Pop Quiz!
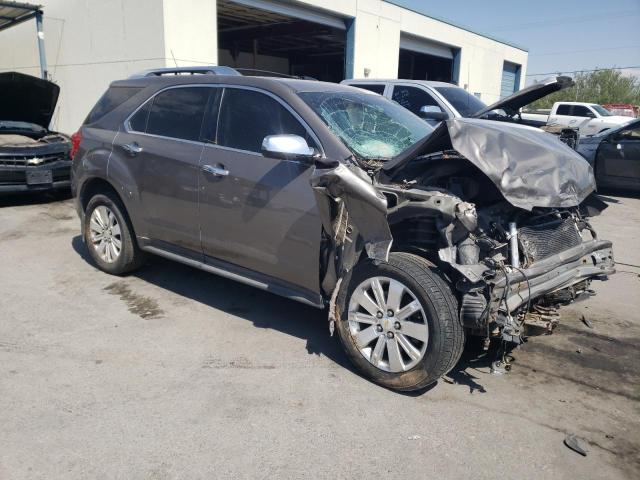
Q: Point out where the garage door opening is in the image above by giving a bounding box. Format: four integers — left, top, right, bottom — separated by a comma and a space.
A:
398, 34, 456, 83
398, 49, 453, 82
217, 0, 347, 82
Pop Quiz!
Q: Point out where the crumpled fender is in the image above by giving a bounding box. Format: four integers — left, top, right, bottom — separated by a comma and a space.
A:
310, 161, 392, 295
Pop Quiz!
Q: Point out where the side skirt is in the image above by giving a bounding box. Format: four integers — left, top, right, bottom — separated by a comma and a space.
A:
141, 244, 325, 310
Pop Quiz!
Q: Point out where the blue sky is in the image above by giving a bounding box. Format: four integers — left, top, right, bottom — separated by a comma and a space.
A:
391, 0, 640, 84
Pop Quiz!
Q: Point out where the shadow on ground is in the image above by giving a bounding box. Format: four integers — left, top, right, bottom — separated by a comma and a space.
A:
71, 235, 500, 395
0, 190, 72, 208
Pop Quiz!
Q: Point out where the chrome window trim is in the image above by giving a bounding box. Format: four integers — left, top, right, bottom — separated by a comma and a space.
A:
123, 83, 325, 158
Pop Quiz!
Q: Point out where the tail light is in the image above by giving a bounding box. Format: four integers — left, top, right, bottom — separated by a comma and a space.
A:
70, 130, 82, 160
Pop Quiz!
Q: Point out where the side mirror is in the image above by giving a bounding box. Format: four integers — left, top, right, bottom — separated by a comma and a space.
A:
261, 134, 317, 160
418, 105, 448, 121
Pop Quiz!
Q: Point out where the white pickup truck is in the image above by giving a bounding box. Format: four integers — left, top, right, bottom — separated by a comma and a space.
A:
521, 102, 632, 136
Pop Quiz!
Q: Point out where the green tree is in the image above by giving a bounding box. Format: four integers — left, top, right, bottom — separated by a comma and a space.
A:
528, 69, 640, 110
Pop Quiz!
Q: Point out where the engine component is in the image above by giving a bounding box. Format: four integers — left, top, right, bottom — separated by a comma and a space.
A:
457, 236, 480, 265
455, 201, 478, 231
460, 290, 487, 328
518, 217, 582, 262
508, 222, 519, 268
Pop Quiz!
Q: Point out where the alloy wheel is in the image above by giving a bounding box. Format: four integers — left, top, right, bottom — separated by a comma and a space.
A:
348, 276, 429, 373
89, 205, 122, 263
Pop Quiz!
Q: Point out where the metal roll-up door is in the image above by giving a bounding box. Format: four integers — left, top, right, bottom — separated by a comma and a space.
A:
501, 62, 520, 98
400, 34, 454, 59
228, 0, 347, 29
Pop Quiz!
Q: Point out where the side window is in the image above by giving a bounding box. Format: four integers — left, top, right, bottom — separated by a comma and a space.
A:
353, 84, 386, 95
618, 125, 640, 140
391, 86, 440, 116
129, 100, 151, 133
144, 87, 210, 141
571, 106, 594, 118
217, 88, 310, 153
555, 104, 571, 115
85, 86, 142, 124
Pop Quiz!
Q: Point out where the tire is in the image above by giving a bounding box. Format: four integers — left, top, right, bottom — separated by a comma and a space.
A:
83, 192, 144, 275
335, 252, 464, 391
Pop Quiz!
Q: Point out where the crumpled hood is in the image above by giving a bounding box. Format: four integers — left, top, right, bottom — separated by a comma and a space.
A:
384, 118, 595, 211
0, 71, 60, 128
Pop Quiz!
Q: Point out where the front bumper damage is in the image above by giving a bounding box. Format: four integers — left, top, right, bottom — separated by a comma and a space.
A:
310, 118, 615, 345
497, 240, 614, 313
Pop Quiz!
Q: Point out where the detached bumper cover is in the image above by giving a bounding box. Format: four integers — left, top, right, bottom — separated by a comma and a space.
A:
497, 239, 615, 311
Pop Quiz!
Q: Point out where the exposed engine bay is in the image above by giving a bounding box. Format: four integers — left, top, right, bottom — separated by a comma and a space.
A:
312, 117, 615, 348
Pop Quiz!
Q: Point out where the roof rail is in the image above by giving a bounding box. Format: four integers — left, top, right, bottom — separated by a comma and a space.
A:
129, 66, 241, 79
235, 68, 316, 80
235, 68, 296, 79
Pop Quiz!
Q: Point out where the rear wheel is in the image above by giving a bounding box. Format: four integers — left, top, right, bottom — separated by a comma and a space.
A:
336, 252, 464, 391
83, 193, 144, 275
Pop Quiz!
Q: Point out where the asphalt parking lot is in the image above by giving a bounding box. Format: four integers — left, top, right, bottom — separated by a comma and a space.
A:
1, 191, 639, 480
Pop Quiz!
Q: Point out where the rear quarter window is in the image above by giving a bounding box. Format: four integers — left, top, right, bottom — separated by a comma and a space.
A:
85, 86, 142, 124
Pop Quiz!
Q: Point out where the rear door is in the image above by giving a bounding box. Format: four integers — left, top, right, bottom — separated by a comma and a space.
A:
118, 86, 210, 253
596, 123, 640, 189
198, 86, 322, 297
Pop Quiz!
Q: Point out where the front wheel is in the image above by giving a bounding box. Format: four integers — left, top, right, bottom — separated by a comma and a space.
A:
336, 252, 465, 391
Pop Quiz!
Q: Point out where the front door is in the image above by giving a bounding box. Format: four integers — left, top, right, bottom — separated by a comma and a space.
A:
596, 123, 640, 189
390, 84, 448, 127
198, 87, 322, 296
118, 86, 210, 252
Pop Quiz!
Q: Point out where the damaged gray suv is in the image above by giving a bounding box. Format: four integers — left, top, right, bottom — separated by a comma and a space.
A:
72, 66, 615, 391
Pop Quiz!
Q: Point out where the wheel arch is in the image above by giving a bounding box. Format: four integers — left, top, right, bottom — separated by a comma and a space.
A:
78, 176, 142, 244
79, 177, 124, 212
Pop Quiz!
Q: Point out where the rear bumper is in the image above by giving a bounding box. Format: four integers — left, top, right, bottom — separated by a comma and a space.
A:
0, 160, 72, 193
497, 239, 614, 311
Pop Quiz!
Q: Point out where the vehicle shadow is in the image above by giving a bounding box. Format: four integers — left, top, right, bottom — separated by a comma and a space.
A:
71, 235, 492, 395
598, 188, 640, 200
0, 189, 72, 208
70, 235, 351, 369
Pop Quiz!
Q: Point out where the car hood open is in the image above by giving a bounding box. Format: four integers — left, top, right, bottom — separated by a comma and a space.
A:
472, 76, 574, 118
383, 118, 595, 211
0, 72, 60, 129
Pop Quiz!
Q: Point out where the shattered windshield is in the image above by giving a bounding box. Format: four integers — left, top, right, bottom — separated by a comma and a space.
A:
299, 91, 432, 161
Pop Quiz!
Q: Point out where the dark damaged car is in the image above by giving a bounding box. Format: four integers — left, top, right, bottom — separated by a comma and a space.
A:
71, 68, 615, 391
0, 72, 72, 193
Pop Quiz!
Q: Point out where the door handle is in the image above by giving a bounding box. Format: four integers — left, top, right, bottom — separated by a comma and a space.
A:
202, 164, 229, 177
122, 142, 143, 156
616, 143, 623, 150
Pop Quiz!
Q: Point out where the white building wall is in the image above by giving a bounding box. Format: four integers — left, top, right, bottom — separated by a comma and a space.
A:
0, 0, 527, 133
0, 0, 217, 134
162, 0, 217, 66
351, 1, 528, 103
